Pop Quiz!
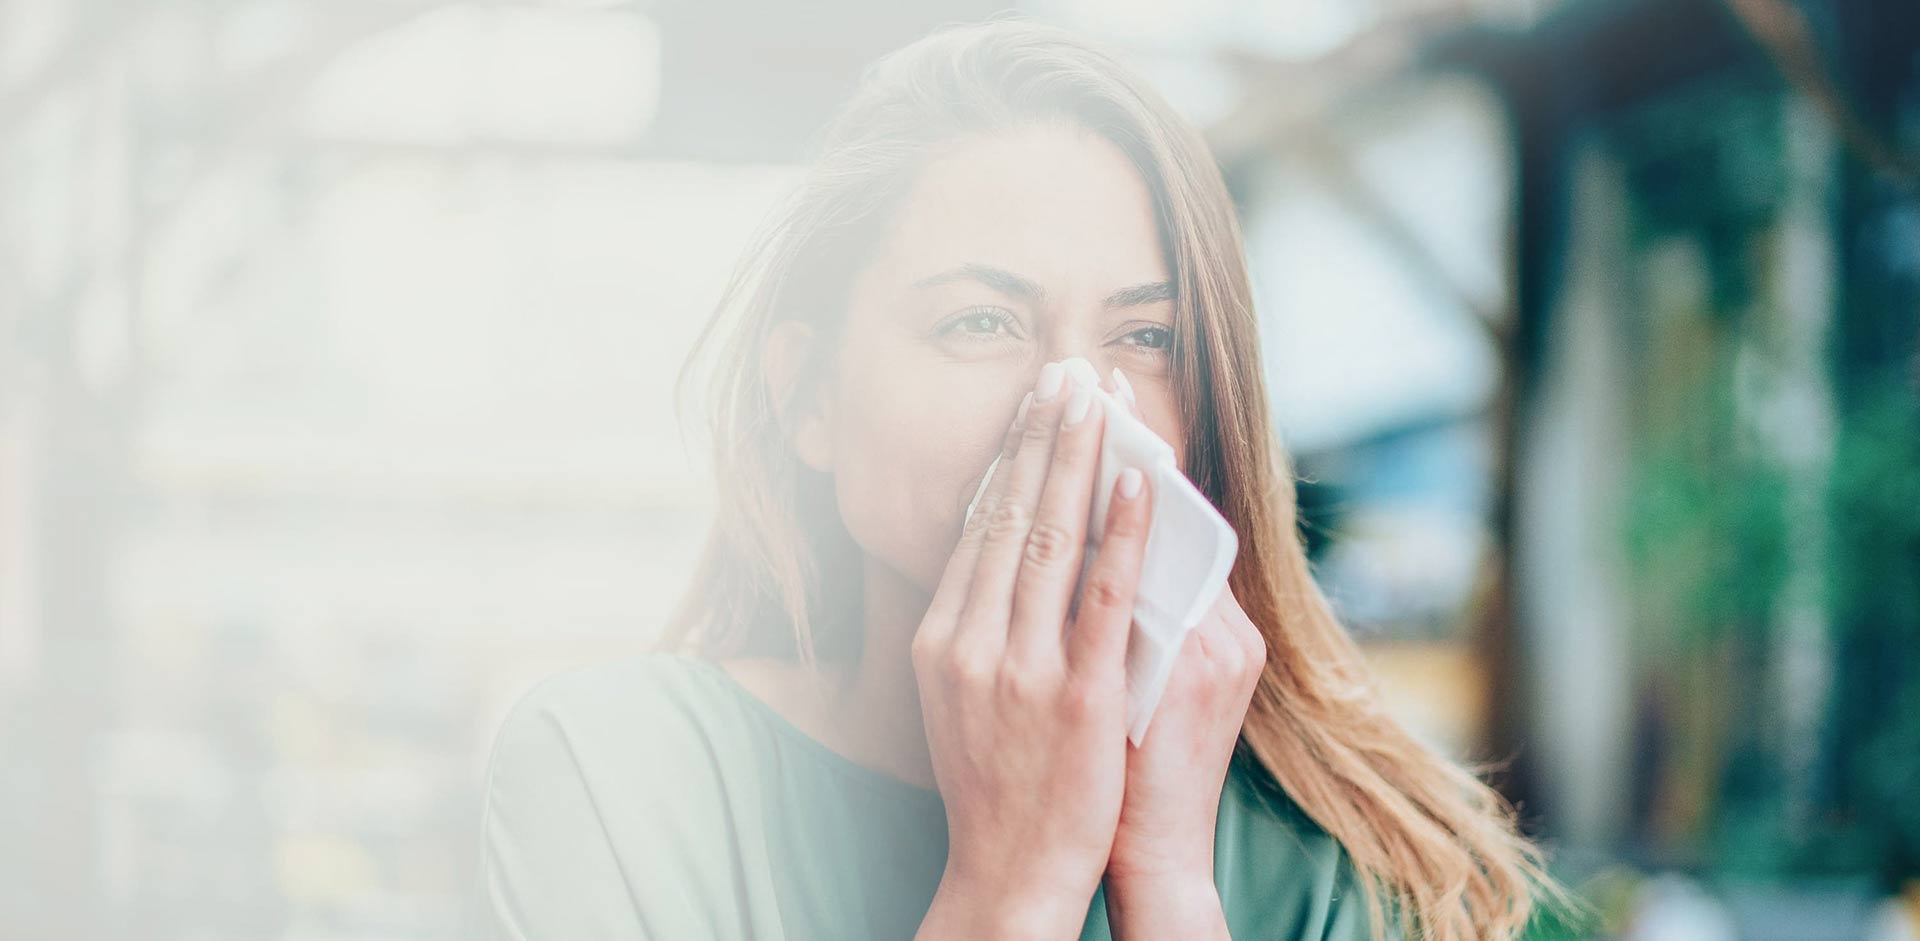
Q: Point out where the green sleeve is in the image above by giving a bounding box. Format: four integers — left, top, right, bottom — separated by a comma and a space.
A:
1209, 754, 1398, 941
477, 676, 651, 938
1318, 857, 1388, 941
474, 663, 755, 939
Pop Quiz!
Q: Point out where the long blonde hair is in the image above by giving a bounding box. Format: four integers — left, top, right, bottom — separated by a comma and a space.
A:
661, 17, 1554, 940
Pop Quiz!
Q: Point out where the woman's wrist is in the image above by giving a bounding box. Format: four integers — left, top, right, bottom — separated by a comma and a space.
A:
1102, 871, 1229, 941
1105, 835, 1217, 893
916, 869, 1094, 940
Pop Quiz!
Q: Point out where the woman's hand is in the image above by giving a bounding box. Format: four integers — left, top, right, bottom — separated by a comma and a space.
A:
1102, 586, 1266, 941
912, 362, 1155, 940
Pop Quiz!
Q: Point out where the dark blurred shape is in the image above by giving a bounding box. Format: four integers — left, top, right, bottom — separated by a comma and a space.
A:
1435, 0, 1920, 911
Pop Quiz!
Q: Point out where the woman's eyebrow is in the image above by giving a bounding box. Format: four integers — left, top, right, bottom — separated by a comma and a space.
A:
911, 263, 1045, 302
910, 263, 1175, 308
1102, 280, 1175, 308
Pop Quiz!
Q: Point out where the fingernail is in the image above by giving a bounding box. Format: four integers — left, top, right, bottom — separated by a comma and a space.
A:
1118, 466, 1144, 499
1013, 391, 1033, 428
1034, 361, 1065, 403
1062, 381, 1093, 426
1111, 367, 1137, 405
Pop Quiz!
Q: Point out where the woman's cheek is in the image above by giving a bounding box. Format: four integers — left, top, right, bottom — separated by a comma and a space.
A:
830, 374, 1020, 590
820, 388, 952, 588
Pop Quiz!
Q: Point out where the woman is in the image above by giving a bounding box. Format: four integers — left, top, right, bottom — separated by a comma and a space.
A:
478, 17, 1553, 941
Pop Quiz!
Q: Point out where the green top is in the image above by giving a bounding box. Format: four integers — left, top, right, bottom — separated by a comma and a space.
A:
476, 651, 1375, 940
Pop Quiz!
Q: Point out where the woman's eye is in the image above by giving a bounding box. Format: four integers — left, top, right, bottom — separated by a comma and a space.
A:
1122, 324, 1172, 350
936, 307, 1017, 339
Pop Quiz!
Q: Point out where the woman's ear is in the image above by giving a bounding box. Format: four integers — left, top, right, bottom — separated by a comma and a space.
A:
764, 320, 834, 472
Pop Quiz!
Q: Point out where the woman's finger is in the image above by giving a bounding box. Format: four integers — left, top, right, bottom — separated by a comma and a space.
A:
1006, 378, 1104, 662
1066, 466, 1152, 681
1193, 612, 1244, 679
954, 361, 1071, 647
1108, 366, 1138, 417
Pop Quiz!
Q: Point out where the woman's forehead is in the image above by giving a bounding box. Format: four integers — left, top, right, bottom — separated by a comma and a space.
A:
870, 125, 1170, 298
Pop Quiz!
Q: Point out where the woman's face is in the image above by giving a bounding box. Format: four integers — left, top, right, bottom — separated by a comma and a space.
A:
804, 122, 1188, 594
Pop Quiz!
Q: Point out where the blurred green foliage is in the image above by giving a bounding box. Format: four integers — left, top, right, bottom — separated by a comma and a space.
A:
1623, 349, 1792, 655
1825, 382, 1920, 882
1621, 349, 1920, 885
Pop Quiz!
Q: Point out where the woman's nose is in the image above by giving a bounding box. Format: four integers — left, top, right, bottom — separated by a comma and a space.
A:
1029, 352, 1126, 399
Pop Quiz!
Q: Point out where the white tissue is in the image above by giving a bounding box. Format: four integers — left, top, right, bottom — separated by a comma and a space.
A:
965, 358, 1239, 745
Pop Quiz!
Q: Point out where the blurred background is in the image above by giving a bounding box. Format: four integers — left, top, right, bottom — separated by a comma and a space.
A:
1, 0, 1916, 938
